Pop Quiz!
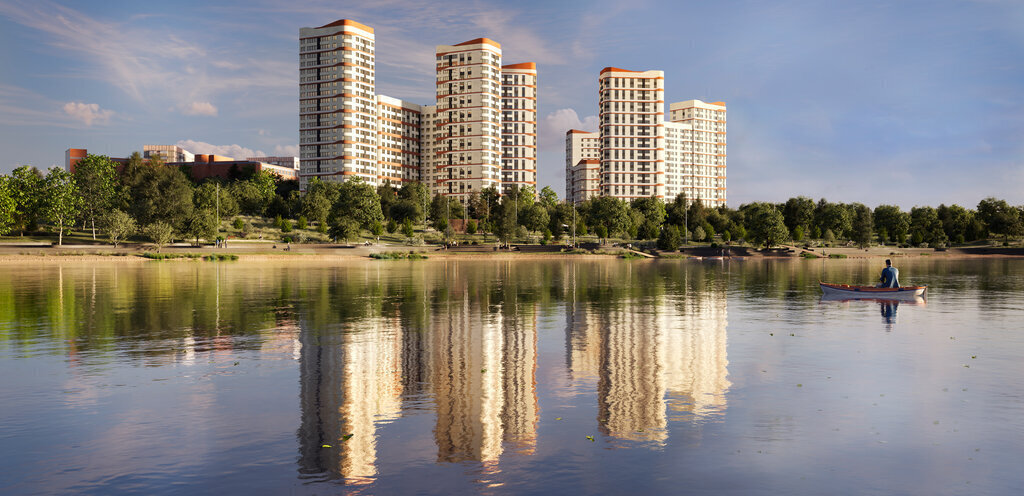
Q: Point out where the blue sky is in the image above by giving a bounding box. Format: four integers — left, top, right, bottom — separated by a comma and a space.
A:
1, 0, 1021, 208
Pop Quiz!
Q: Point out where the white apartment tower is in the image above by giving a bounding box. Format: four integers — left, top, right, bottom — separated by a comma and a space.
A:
667, 100, 727, 205
598, 68, 666, 200
298, 20, 377, 190
501, 63, 538, 193
565, 67, 726, 206
434, 38, 504, 203
565, 130, 599, 203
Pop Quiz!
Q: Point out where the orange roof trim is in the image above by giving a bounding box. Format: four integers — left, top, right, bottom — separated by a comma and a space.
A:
502, 62, 536, 70
316, 19, 374, 34
600, 67, 642, 75
566, 129, 595, 134
455, 37, 501, 49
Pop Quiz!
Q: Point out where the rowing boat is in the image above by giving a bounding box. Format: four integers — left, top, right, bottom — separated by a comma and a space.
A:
819, 282, 927, 299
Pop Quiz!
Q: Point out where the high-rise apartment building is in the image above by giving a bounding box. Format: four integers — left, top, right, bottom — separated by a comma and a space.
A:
501, 63, 538, 193
299, 20, 377, 191
434, 38, 504, 202
565, 130, 599, 204
565, 67, 726, 206
598, 68, 666, 200
299, 20, 536, 202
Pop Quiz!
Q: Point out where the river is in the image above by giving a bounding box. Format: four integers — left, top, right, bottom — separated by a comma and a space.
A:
1, 258, 1022, 494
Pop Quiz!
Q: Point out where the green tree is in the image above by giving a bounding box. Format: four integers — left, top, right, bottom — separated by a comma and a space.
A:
823, 229, 836, 245
230, 171, 276, 216
522, 203, 549, 235
194, 182, 238, 220
538, 186, 559, 210
655, 223, 679, 252
910, 206, 947, 247
631, 196, 666, 240
401, 218, 415, 239
143, 221, 174, 251
873, 205, 910, 244
43, 168, 82, 245
585, 196, 630, 239
297, 215, 308, 230
743, 202, 789, 249
124, 157, 194, 228
301, 177, 340, 227
72, 154, 118, 240
936, 204, 975, 244
9, 166, 45, 234
370, 219, 384, 241
333, 179, 385, 231
182, 208, 218, 246
103, 209, 137, 247
397, 181, 430, 223
330, 217, 360, 243
466, 219, 478, 235
782, 196, 815, 234
814, 200, 851, 240
850, 203, 874, 248
976, 197, 1022, 241
377, 182, 398, 220
0, 176, 15, 235
232, 217, 244, 230
792, 225, 805, 242
665, 193, 689, 227
693, 225, 706, 243
281, 218, 292, 233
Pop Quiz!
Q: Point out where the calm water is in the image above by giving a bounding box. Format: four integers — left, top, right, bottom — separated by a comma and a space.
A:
1, 258, 1023, 495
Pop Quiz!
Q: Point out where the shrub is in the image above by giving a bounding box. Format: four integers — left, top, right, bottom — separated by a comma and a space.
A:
297, 216, 308, 230
232, 217, 244, 230
281, 219, 292, 233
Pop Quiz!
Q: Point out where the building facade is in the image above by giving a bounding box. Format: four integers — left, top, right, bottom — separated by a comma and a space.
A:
501, 63, 538, 194
298, 20, 537, 202
564, 130, 599, 204
564, 68, 726, 206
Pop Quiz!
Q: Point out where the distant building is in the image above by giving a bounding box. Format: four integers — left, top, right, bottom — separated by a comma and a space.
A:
65, 147, 298, 181
298, 19, 537, 201
563, 67, 726, 206
143, 145, 195, 163
246, 156, 300, 170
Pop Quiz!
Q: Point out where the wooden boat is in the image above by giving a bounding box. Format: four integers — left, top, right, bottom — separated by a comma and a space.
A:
819, 282, 927, 299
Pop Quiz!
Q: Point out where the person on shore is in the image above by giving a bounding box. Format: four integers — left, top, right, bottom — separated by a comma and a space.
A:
878, 259, 900, 288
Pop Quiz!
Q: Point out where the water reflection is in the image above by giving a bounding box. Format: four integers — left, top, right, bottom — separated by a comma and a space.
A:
819, 294, 926, 331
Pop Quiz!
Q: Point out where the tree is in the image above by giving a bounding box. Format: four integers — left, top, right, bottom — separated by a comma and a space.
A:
377, 182, 398, 220
782, 196, 815, 234
0, 176, 15, 235
124, 158, 194, 228
823, 229, 836, 245
397, 181, 430, 223
401, 218, 415, 239
976, 197, 1022, 241
330, 217, 360, 244
232, 217, 244, 230
182, 208, 218, 246
666, 193, 689, 227
538, 186, 559, 211
72, 154, 118, 240
910, 206, 947, 247
743, 202, 789, 249
522, 203, 549, 235
281, 218, 293, 233
466, 219, 478, 235
937, 204, 975, 244
302, 177, 340, 226
873, 205, 910, 244
143, 222, 174, 251
231, 171, 276, 216
104, 209, 137, 247
370, 219, 384, 241
9, 166, 44, 234
657, 225, 682, 251
792, 225, 805, 242
585, 196, 630, 239
332, 178, 384, 231
631, 196, 666, 240
693, 225, 706, 243
814, 200, 851, 240
194, 181, 238, 220
850, 203, 874, 248
43, 168, 82, 245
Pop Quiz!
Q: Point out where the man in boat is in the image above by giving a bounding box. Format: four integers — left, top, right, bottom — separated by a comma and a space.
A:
878, 259, 900, 288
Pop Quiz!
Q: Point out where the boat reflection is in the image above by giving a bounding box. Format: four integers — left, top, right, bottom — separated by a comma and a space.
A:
819, 294, 926, 331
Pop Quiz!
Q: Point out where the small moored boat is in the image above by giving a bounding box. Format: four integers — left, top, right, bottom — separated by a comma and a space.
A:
819, 282, 927, 299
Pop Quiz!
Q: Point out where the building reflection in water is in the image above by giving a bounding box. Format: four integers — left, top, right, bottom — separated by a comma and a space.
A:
566, 267, 730, 444
297, 318, 403, 485
430, 265, 538, 468
297, 262, 538, 484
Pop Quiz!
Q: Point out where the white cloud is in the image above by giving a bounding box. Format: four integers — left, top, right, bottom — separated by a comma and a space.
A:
62, 101, 114, 126
176, 140, 264, 160
273, 144, 299, 157
540, 108, 598, 149
179, 101, 218, 116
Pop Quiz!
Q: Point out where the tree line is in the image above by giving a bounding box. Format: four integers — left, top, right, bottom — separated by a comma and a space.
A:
1, 153, 1021, 250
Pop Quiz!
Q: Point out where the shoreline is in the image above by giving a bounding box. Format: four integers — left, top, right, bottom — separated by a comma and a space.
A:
1, 244, 1022, 264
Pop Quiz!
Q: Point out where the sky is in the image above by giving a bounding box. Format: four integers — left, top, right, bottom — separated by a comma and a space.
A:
1, 0, 1022, 208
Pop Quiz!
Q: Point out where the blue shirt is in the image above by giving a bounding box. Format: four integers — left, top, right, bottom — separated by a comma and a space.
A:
880, 266, 900, 288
